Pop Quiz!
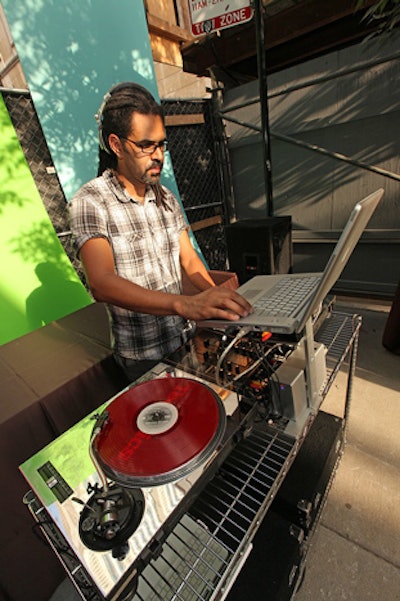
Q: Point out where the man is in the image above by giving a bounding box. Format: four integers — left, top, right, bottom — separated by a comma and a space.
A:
69, 82, 252, 381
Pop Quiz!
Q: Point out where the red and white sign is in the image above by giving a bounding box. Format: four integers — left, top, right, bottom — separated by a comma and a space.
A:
188, 0, 253, 37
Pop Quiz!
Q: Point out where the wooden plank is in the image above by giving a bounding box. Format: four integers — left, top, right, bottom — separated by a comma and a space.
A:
149, 34, 183, 67
165, 113, 205, 126
145, 0, 176, 24
146, 13, 192, 43
190, 215, 222, 232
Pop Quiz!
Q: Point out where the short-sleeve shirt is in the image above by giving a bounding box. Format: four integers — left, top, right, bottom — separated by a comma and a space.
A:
69, 169, 188, 360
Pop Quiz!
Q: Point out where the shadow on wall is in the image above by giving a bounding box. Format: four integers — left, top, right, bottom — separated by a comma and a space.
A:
26, 261, 92, 328
225, 32, 400, 226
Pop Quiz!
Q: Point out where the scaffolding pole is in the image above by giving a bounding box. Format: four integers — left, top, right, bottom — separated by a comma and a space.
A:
255, 0, 274, 216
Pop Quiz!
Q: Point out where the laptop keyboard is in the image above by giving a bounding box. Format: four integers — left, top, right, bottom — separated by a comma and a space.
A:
252, 275, 320, 317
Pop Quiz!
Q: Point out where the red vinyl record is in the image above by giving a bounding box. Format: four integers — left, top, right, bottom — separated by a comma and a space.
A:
93, 377, 226, 487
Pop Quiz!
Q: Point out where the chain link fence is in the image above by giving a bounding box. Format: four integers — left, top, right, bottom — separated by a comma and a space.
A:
163, 98, 230, 270
2, 91, 230, 279
2, 89, 85, 281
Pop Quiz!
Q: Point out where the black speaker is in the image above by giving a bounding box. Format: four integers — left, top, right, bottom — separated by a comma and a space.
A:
227, 509, 304, 601
271, 410, 344, 534
225, 216, 292, 284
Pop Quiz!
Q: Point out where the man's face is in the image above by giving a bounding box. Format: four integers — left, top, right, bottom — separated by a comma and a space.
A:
118, 112, 166, 187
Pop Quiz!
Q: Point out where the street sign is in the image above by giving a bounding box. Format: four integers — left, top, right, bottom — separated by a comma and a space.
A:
188, 0, 253, 37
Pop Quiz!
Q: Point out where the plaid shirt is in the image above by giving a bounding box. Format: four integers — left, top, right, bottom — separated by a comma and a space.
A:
69, 169, 188, 360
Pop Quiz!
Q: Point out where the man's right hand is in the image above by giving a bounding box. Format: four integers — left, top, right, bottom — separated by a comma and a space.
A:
175, 286, 253, 322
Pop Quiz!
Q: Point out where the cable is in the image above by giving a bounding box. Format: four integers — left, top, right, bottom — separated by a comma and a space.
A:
214, 326, 252, 386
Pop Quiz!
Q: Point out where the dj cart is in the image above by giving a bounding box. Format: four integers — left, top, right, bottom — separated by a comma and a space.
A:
21, 311, 361, 601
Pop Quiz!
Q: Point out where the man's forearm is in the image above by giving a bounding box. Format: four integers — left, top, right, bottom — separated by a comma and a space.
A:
90, 272, 183, 316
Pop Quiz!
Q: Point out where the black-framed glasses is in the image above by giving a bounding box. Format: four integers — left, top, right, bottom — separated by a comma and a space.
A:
120, 136, 168, 155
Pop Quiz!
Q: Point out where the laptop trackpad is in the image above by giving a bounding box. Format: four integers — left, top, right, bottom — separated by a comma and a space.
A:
244, 288, 263, 301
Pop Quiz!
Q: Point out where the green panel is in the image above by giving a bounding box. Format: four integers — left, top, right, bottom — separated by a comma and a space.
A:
0, 96, 92, 345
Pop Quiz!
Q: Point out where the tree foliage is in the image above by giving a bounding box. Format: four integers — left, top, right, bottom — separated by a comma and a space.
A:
356, 0, 400, 35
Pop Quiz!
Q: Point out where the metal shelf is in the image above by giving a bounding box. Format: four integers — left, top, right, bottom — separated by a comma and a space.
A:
315, 311, 361, 398
134, 426, 296, 601
132, 312, 361, 601
25, 311, 361, 601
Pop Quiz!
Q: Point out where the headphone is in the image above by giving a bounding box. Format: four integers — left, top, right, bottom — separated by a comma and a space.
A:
94, 82, 152, 154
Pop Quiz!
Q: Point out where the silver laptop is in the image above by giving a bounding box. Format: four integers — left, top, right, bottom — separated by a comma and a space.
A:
201, 189, 383, 334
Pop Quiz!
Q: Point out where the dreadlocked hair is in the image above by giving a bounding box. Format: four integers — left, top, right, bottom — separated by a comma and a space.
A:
97, 83, 171, 210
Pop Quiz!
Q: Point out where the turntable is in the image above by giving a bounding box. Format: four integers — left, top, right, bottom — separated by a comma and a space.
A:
20, 365, 247, 600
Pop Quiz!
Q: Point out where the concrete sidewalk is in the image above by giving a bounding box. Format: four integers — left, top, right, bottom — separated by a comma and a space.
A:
295, 298, 400, 601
